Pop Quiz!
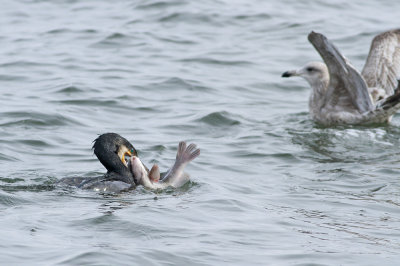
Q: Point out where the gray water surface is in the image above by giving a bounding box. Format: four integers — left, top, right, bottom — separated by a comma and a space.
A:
1, 0, 400, 265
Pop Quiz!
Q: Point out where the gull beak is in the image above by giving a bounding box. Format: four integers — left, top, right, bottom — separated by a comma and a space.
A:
281, 70, 298, 78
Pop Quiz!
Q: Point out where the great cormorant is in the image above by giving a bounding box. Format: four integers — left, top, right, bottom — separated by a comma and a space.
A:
59, 133, 140, 192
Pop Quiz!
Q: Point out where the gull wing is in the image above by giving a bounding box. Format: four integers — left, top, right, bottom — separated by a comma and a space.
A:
308, 31, 374, 113
361, 29, 400, 96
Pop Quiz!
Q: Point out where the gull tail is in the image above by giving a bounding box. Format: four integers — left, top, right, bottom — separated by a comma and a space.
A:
381, 80, 400, 111
365, 80, 400, 123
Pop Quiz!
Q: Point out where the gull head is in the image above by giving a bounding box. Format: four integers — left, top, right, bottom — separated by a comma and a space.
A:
282, 61, 329, 90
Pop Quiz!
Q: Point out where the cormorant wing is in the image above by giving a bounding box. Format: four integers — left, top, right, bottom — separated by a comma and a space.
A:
361, 29, 400, 97
308, 31, 374, 114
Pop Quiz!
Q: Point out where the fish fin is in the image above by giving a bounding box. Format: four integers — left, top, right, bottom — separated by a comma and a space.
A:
149, 164, 160, 182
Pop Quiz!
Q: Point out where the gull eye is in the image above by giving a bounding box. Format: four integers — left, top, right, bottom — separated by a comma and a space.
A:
306, 67, 315, 72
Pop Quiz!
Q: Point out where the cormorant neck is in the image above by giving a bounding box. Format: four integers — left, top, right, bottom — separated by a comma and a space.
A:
93, 133, 135, 184
97, 149, 134, 184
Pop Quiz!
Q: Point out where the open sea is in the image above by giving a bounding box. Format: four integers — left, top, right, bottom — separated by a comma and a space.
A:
1, 0, 400, 265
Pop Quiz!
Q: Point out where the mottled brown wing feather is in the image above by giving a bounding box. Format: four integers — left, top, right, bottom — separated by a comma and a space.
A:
308, 31, 374, 113
362, 29, 400, 97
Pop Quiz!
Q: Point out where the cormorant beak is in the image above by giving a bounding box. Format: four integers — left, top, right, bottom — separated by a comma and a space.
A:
124, 150, 132, 163
124, 150, 133, 166
117, 146, 134, 167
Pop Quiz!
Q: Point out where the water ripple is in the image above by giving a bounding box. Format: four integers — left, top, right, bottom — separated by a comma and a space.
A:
197, 111, 241, 127
0, 191, 31, 207
180, 57, 253, 66
135, 1, 185, 10
0, 111, 82, 127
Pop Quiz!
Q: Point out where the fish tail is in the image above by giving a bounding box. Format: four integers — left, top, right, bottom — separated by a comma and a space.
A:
176, 141, 200, 164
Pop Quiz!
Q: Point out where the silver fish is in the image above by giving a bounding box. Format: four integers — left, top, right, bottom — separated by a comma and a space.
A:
130, 141, 200, 189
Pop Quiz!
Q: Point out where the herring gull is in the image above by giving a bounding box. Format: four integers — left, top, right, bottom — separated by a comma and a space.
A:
282, 29, 400, 125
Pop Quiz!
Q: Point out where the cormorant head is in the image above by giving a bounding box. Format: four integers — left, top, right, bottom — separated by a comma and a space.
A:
92, 133, 137, 184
